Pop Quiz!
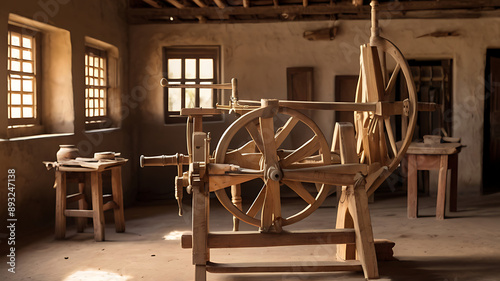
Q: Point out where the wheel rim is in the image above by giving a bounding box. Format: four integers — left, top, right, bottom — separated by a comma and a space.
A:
214, 107, 331, 228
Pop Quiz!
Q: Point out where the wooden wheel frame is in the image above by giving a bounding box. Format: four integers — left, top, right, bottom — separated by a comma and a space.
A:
214, 104, 332, 230
354, 37, 418, 194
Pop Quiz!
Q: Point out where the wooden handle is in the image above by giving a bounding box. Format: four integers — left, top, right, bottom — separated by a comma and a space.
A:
140, 154, 189, 167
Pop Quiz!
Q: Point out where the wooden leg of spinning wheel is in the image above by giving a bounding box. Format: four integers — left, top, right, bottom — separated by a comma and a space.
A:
195, 265, 206, 281
336, 187, 356, 261
192, 180, 208, 281
348, 179, 379, 279
231, 184, 242, 231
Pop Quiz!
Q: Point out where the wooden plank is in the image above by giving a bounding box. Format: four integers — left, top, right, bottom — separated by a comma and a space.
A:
208, 174, 261, 191
91, 171, 105, 241
213, 0, 226, 8
64, 209, 93, 218
206, 260, 362, 273
181, 229, 356, 249
238, 100, 377, 112
55, 171, 66, 239
164, 0, 185, 9
406, 142, 462, 155
181, 108, 223, 116
143, 0, 162, 8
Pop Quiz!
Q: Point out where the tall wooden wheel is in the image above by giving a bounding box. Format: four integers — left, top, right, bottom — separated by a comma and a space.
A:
213, 103, 332, 231
355, 37, 418, 194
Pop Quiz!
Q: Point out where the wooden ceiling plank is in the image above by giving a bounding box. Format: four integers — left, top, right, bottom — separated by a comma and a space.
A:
303, 0, 308, 8
243, 0, 250, 8
213, 0, 227, 9
143, 0, 162, 8
162, 0, 186, 9
193, 0, 208, 8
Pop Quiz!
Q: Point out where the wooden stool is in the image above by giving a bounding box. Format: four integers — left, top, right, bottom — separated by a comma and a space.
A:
405, 142, 462, 220
47, 159, 127, 241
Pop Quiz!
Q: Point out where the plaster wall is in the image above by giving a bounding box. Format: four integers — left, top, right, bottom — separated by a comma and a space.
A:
131, 17, 500, 198
0, 0, 132, 234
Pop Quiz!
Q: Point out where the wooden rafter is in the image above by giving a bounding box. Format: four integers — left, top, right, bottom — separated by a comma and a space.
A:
129, 0, 500, 24
213, 0, 227, 9
143, 0, 162, 8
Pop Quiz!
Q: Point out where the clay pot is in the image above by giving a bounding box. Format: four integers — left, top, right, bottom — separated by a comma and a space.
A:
56, 145, 79, 162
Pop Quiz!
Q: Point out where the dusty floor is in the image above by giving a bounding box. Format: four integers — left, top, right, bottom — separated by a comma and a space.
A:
3, 192, 500, 281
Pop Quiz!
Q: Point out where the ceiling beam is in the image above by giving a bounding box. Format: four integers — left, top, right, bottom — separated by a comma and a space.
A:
143, 0, 162, 8
162, 0, 185, 9
243, 0, 250, 8
213, 0, 227, 8
192, 0, 208, 8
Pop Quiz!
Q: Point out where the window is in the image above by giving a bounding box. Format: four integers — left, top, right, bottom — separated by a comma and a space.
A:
85, 46, 108, 127
163, 46, 220, 123
7, 25, 40, 127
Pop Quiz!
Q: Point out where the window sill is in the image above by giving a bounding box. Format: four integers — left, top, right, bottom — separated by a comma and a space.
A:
0, 132, 74, 142
85, 127, 120, 134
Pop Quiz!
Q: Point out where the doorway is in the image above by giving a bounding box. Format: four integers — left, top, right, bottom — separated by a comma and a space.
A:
483, 50, 500, 194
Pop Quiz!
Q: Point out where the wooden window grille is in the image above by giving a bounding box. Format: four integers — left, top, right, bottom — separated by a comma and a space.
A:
163, 46, 220, 123
7, 25, 40, 127
85, 46, 107, 124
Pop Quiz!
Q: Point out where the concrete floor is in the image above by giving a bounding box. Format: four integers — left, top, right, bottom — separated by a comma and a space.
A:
3, 192, 500, 281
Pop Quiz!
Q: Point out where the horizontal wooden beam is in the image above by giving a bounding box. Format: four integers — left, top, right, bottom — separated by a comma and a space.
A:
128, 2, 500, 23
66, 193, 85, 204
181, 229, 356, 249
206, 260, 363, 273
65, 209, 93, 218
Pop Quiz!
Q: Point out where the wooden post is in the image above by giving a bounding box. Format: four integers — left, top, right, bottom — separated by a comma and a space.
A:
231, 184, 242, 231
76, 175, 88, 233
407, 154, 418, 219
348, 178, 379, 279
336, 187, 356, 260
192, 178, 208, 281
111, 166, 126, 232
91, 171, 105, 241
436, 155, 449, 220
55, 171, 66, 239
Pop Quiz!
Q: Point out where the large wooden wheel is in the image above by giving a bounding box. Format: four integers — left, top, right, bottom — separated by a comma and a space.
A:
355, 37, 418, 194
213, 104, 332, 230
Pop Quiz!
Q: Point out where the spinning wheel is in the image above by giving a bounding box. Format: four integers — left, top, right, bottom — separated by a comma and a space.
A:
352, 37, 418, 195
213, 104, 332, 230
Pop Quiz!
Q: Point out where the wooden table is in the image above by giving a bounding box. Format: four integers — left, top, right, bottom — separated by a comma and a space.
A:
405, 142, 462, 220
44, 158, 128, 241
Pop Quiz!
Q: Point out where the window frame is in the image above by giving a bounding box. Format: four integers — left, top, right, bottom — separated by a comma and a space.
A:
163, 46, 221, 124
85, 45, 109, 129
7, 24, 42, 128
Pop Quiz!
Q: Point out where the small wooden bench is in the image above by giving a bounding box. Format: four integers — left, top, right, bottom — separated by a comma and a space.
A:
405, 142, 463, 220
45, 158, 127, 241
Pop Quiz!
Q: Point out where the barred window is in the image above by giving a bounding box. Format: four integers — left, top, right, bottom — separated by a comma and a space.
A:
85, 46, 107, 125
163, 46, 220, 123
7, 25, 40, 127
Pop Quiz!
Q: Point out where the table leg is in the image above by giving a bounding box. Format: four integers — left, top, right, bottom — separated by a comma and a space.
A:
55, 171, 66, 239
436, 155, 449, 220
91, 171, 105, 241
76, 180, 88, 233
449, 154, 458, 212
407, 155, 418, 219
111, 167, 126, 233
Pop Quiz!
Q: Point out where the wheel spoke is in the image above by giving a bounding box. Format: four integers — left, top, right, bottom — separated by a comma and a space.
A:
384, 117, 398, 157
245, 120, 265, 154
246, 184, 266, 218
385, 63, 401, 97
282, 180, 316, 205
280, 135, 320, 168
275, 116, 299, 147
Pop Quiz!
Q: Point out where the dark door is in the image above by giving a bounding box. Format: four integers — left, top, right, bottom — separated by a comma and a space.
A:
484, 50, 500, 194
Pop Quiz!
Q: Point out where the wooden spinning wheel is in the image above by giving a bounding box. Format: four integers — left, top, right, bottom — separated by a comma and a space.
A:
213, 104, 333, 231
353, 37, 418, 195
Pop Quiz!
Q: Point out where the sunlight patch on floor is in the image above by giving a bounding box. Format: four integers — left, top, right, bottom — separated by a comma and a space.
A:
163, 230, 185, 240
64, 270, 131, 281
